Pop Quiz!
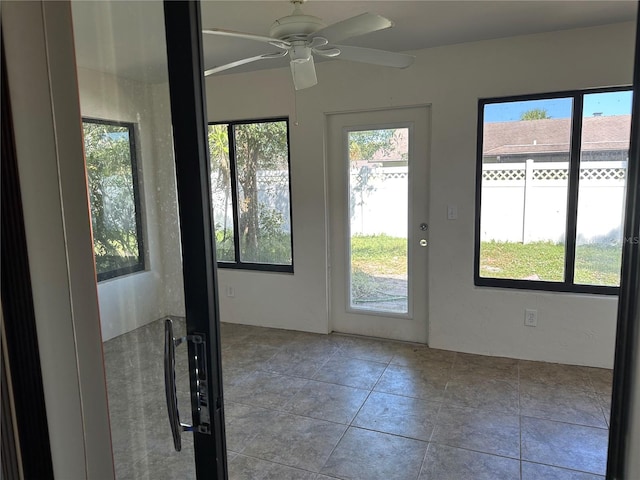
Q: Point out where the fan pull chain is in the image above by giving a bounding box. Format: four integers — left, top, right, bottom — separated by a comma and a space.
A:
293, 89, 300, 126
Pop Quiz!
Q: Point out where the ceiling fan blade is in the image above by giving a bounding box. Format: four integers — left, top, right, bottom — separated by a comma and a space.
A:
290, 56, 317, 90
307, 36, 329, 49
332, 45, 414, 68
203, 28, 290, 49
311, 13, 392, 44
204, 51, 287, 76
314, 48, 341, 58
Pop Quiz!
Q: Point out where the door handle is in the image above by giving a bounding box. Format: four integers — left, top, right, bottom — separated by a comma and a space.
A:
164, 318, 191, 452
164, 318, 211, 452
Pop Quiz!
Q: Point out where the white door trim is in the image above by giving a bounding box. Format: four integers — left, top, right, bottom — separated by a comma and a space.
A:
326, 105, 431, 344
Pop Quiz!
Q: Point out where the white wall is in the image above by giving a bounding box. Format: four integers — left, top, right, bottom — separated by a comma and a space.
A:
77, 68, 185, 340
205, 22, 635, 367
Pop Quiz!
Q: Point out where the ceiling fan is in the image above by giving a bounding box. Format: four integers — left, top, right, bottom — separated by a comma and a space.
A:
202, 0, 414, 90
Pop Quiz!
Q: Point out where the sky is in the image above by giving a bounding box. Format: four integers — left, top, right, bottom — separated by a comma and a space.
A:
484, 90, 633, 123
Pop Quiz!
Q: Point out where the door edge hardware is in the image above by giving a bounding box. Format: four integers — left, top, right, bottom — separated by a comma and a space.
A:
164, 318, 212, 452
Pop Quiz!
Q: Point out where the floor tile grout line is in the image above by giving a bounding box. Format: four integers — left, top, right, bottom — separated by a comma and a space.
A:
516, 409, 609, 430
228, 411, 348, 475
415, 442, 431, 480
315, 420, 352, 477
230, 365, 375, 394
368, 359, 393, 393
348, 384, 375, 429
428, 439, 523, 462
520, 458, 607, 478
428, 396, 446, 444
346, 415, 435, 443
230, 451, 321, 476
226, 398, 363, 429
519, 413, 610, 431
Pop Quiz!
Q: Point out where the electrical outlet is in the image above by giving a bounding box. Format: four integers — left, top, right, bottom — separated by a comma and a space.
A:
447, 205, 458, 220
524, 309, 538, 327
226, 286, 235, 298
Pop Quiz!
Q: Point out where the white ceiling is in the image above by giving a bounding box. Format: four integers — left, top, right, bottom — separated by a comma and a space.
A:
71, 0, 637, 84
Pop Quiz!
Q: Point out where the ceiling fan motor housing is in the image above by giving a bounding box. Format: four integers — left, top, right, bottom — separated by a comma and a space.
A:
270, 10, 326, 40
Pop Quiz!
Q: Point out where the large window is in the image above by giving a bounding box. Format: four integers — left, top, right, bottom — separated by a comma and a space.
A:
208, 118, 294, 272
475, 88, 632, 294
82, 118, 145, 281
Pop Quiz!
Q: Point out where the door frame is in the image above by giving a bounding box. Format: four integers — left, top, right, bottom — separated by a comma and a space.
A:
607, 6, 640, 478
2, 1, 114, 476
163, 2, 227, 478
1, 41, 54, 479
326, 105, 431, 344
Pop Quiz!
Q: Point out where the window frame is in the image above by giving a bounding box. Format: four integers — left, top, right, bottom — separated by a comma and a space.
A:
209, 117, 295, 273
474, 86, 632, 295
82, 117, 145, 282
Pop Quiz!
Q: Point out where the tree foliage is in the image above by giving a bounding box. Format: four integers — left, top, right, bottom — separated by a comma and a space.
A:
208, 121, 292, 264
208, 124, 234, 260
348, 129, 397, 162
83, 121, 141, 275
520, 108, 550, 121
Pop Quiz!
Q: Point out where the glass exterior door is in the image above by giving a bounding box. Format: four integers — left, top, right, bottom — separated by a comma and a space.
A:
328, 107, 430, 343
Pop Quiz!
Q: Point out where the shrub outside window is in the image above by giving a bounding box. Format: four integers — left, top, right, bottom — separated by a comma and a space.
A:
208, 118, 294, 272
82, 118, 145, 281
475, 88, 632, 294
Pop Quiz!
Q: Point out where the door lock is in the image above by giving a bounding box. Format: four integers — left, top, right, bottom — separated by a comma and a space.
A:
420, 223, 428, 231
164, 318, 211, 453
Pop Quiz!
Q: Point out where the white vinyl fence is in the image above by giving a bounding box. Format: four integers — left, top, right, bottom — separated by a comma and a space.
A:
349, 160, 626, 244
350, 167, 408, 237
212, 161, 627, 245
210, 170, 292, 234
481, 160, 627, 245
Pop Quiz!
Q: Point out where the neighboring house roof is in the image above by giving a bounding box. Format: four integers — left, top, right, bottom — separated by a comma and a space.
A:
483, 115, 631, 156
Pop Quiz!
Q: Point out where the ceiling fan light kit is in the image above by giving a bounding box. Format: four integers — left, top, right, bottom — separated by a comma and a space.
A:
203, 0, 415, 90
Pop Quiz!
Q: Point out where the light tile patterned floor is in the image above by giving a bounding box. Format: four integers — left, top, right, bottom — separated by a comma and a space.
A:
104, 318, 612, 479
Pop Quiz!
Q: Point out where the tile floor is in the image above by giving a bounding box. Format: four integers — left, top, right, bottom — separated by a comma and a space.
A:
104, 318, 612, 479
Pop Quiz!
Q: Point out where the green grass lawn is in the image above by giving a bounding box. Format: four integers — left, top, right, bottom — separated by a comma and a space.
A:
480, 241, 622, 286
351, 234, 407, 276
349, 235, 621, 287
350, 234, 408, 306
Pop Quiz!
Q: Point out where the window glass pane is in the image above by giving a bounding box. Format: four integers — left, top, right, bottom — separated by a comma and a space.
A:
233, 121, 292, 265
208, 124, 235, 262
574, 90, 632, 286
83, 120, 144, 279
479, 98, 573, 281
348, 128, 408, 313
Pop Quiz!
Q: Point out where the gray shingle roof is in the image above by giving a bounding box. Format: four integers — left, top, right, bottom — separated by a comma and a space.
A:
483, 115, 631, 156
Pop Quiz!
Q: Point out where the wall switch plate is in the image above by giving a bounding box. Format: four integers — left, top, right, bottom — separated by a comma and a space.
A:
524, 309, 538, 327
226, 286, 235, 298
447, 205, 458, 220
